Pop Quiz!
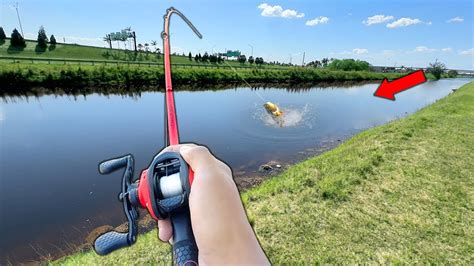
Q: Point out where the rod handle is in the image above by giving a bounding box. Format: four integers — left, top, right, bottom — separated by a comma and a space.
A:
171, 209, 198, 265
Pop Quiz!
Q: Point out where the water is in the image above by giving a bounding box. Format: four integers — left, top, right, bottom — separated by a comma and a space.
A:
0, 79, 471, 263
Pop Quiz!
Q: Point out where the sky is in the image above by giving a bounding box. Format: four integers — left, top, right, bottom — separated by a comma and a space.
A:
1, 0, 473, 69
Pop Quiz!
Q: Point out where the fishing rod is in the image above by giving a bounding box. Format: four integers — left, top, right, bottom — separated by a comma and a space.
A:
163, 7, 202, 145
93, 7, 202, 266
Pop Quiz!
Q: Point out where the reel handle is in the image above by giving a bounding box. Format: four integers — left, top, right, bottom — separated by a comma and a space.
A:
94, 231, 131, 255
99, 156, 128, 174
171, 208, 198, 266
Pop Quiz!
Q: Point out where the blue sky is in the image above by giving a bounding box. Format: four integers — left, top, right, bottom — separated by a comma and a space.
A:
1, 0, 473, 69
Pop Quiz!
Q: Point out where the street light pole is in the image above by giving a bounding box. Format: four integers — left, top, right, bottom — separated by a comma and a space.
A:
14, 2, 24, 37
248, 44, 254, 57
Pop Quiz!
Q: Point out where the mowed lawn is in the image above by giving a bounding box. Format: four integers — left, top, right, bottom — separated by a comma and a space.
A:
56, 82, 473, 264
0, 40, 283, 68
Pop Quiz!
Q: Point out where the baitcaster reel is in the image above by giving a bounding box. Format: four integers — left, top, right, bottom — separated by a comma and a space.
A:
94, 152, 197, 265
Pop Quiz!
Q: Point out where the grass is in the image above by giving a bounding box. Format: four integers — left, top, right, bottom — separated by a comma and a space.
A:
55, 82, 474, 264
0, 39, 282, 68
0, 62, 405, 95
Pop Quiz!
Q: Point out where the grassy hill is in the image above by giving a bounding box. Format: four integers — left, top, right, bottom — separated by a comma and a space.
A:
0, 39, 273, 67
56, 82, 473, 264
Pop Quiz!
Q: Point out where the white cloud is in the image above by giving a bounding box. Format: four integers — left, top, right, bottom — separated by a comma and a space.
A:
447, 16, 464, 23
334, 48, 369, 55
413, 46, 437, 52
352, 48, 368, 54
459, 48, 474, 56
363, 15, 394, 26
257, 3, 304, 18
305, 16, 329, 26
441, 47, 452, 53
387, 18, 423, 28
382, 50, 396, 57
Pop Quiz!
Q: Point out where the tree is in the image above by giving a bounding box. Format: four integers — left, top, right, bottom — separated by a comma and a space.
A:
255, 57, 264, 66
321, 58, 329, 67
194, 54, 199, 62
218, 55, 224, 64
238, 55, 247, 64
103, 34, 112, 49
137, 43, 143, 51
48, 34, 57, 51
188, 52, 192, 61
0, 27, 6, 42
37, 26, 48, 49
248, 56, 255, 64
202, 52, 209, 62
10, 28, 26, 47
50, 34, 57, 45
447, 70, 458, 78
150, 40, 157, 53
209, 54, 218, 64
427, 60, 446, 80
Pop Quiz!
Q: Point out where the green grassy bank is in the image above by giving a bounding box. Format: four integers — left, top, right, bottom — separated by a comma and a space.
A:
56, 82, 473, 264
0, 62, 404, 95
0, 39, 284, 69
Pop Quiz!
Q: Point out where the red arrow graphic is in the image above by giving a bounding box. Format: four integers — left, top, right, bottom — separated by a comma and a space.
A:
374, 70, 427, 101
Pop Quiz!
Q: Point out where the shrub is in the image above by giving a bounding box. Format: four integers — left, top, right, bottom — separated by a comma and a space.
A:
447, 70, 458, 78
327, 59, 370, 71
427, 60, 446, 80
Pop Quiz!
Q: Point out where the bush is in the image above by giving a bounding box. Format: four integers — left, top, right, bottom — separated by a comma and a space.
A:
10, 28, 26, 47
447, 70, 458, 78
327, 59, 370, 71
427, 60, 446, 80
238, 55, 247, 64
255, 57, 264, 66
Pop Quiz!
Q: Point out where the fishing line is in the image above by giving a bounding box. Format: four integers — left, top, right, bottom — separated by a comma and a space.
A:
201, 39, 268, 104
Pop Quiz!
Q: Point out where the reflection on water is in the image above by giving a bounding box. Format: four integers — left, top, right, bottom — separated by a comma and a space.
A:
0, 79, 472, 263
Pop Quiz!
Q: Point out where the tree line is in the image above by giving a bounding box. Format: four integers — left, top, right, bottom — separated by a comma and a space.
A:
186, 52, 265, 66
0, 26, 57, 50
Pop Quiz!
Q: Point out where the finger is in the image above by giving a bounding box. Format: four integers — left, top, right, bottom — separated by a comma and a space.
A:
179, 145, 213, 171
158, 143, 198, 155
157, 218, 173, 242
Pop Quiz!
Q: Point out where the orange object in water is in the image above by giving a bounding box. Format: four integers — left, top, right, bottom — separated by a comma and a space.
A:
264, 102, 283, 117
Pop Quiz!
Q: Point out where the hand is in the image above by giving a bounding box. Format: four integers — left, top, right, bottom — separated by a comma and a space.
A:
157, 144, 269, 265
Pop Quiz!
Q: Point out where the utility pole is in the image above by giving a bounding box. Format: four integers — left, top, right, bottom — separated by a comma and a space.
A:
14, 2, 24, 37
302, 52, 305, 66
248, 44, 254, 57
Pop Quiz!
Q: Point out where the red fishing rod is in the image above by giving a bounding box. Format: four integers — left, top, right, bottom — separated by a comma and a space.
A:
163, 7, 202, 145
93, 7, 202, 266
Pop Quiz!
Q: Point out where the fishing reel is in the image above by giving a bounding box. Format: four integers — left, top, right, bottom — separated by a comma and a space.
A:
94, 152, 197, 265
